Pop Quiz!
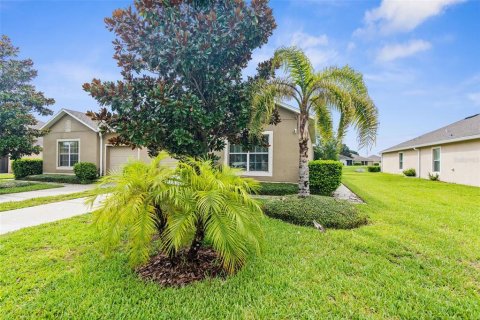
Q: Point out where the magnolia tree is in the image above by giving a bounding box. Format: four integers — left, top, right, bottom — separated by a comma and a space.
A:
0, 35, 54, 160
83, 0, 276, 158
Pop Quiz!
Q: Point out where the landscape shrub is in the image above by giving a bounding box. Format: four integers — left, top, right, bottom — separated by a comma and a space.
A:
403, 168, 416, 177
22, 174, 82, 184
262, 195, 367, 229
367, 166, 381, 172
309, 160, 342, 196
12, 159, 43, 179
258, 182, 297, 195
428, 172, 440, 181
73, 162, 97, 182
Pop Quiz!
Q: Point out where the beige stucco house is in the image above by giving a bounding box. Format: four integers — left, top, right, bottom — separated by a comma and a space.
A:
40, 104, 314, 183
381, 114, 480, 187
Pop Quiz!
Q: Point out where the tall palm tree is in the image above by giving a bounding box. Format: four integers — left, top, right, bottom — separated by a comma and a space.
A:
250, 47, 378, 197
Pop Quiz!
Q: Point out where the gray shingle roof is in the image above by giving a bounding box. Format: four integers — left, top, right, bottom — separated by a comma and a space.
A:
339, 154, 353, 160
382, 114, 480, 153
63, 109, 99, 130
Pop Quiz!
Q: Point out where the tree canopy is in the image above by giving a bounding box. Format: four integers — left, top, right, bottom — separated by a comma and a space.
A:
0, 35, 54, 160
84, 0, 276, 158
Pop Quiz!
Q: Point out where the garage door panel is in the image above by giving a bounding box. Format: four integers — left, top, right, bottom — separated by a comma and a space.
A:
108, 147, 138, 173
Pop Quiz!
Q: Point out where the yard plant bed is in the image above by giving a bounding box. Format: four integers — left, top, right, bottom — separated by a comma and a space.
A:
137, 247, 225, 287
262, 195, 367, 229
21, 174, 95, 184
0, 180, 62, 195
257, 182, 297, 195
1, 170, 479, 318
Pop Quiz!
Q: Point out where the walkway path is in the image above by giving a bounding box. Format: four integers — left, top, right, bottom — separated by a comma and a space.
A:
0, 183, 95, 204
0, 195, 106, 235
333, 184, 364, 203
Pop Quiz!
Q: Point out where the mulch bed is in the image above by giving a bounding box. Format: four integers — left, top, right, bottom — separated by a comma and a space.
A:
136, 247, 226, 287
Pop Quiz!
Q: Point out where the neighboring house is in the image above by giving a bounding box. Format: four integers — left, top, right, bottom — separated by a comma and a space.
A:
41, 104, 314, 183
367, 155, 381, 165
339, 154, 353, 166
381, 114, 480, 187
351, 154, 372, 166
0, 120, 44, 174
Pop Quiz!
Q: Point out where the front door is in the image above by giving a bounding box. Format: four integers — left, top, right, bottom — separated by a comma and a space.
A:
0, 157, 9, 173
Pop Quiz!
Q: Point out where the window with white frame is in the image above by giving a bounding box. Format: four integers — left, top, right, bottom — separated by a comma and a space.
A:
228, 133, 271, 173
399, 152, 404, 170
58, 141, 79, 167
432, 147, 440, 172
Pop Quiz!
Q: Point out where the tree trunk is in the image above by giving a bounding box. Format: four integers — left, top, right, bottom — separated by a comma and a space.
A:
188, 220, 204, 261
298, 112, 310, 197
154, 205, 167, 234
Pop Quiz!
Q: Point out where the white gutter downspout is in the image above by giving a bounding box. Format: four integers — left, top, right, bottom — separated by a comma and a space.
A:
99, 132, 103, 176
414, 147, 420, 178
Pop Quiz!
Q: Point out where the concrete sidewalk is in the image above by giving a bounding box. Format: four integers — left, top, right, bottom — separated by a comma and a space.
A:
0, 183, 95, 204
0, 195, 106, 235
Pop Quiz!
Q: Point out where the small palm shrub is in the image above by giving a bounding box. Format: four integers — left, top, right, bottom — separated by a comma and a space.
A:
89, 154, 263, 274
403, 168, 416, 177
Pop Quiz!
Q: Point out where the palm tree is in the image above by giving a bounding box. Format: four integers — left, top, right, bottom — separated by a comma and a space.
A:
162, 158, 264, 274
88, 154, 264, 274
251, 47, 378, 197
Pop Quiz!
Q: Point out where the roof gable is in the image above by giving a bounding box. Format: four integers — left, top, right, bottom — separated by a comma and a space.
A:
382, 114, 480, 153
41, 109, 99, 132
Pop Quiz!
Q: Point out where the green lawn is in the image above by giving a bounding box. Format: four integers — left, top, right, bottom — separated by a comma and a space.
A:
0, 180, 62, 195
0, 188, 111, 212
1, 170, 479, 319
0, 173, 14, 180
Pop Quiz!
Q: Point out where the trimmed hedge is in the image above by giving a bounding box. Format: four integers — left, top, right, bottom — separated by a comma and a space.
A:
368, 166, 381, 172
12, 159, 43, 179
73, 162, 97, 183
262, 195, 367, 229
258, 182, 298, 195
22, 174, 83, 184
403, 168, 416, 177
309, 160, 342, 196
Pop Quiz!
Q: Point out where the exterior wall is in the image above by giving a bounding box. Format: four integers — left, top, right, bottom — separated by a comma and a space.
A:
382, 138, 480, 187
43, 114, 99, 174
217, 107, 314, 183
382, 149, 418, 175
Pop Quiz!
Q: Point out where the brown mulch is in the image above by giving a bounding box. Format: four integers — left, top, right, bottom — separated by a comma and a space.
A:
136, 247, 226, 287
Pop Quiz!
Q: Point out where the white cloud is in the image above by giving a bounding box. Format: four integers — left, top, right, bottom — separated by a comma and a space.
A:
468, 92, 480, 105
377, 40, 431, 62
347, 42, 356, 51
290, 32, 328, 48
355, 0, 465, 36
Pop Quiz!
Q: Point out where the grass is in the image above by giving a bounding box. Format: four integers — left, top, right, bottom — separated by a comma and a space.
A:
1, 170, 479, 318
0, 189, 110, 212
0, 180, 62, 195
0, 173, 14, 179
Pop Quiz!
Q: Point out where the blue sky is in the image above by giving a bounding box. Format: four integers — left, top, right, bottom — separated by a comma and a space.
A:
1, 0, 479, 155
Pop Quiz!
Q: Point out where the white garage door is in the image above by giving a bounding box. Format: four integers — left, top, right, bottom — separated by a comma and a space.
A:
108, 147, 138, 173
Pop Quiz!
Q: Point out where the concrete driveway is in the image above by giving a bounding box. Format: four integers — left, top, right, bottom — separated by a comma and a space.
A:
0, 194, 106, 235
0, 183, 95, 203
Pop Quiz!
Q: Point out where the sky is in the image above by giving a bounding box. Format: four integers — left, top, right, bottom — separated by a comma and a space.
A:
1, 0, 479, 155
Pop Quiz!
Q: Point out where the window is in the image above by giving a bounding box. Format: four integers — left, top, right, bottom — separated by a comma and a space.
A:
432, 147, 440, 172
228, 132, 272, 175
58, 140, 79, 167
399, 152, 404, 170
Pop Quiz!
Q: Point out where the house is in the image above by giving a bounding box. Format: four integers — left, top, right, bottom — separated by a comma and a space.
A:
351, 154, 372, 166
367, 155, 381, 165
339, 154, 353, 166
381, 114, 480, 187
0, 121, 44, 174
40, 104, 314, 183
